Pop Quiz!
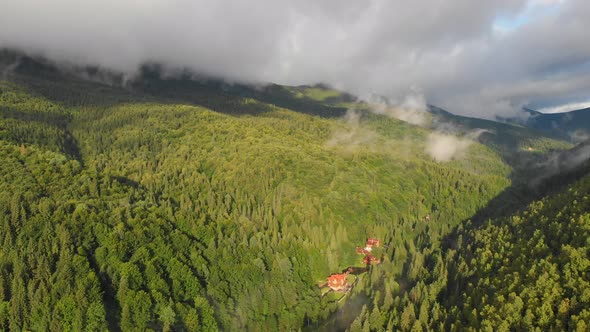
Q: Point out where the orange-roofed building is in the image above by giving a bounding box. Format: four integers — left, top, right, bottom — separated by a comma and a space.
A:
363, 253, 381, 265
327, 273, 348, 291
366, 238, 380, 248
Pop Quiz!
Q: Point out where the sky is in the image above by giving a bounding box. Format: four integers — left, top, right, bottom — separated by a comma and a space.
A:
0, 0, 589, 118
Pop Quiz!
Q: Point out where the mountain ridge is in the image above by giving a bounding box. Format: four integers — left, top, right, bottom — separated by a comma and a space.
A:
498, 105, 590, 142
1, 47, 588, 331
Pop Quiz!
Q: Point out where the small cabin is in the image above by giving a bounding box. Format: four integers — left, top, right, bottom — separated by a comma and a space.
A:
363, 253, 381, 265
366, 238, 380, 248
327, 273, 348, 291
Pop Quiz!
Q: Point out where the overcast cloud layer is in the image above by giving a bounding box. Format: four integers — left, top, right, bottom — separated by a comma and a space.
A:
1, 0, 589, 118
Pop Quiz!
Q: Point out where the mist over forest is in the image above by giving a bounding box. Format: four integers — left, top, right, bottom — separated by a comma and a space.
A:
1, 0, 590, 331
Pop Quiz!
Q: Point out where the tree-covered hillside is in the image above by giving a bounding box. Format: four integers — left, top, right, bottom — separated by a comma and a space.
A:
348, 155, 590, 331
0, 54, 583, 331
525, 107, 590, 142
505, 107, 590, 143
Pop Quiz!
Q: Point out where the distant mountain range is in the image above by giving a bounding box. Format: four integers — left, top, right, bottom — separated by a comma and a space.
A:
502, 106, 590, 142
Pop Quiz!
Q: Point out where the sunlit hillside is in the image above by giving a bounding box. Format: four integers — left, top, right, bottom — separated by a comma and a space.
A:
0, 56, 584, 331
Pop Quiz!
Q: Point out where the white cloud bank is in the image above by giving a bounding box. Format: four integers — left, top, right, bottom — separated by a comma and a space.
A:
1, 0, 589, 118
538, 101, 590, 114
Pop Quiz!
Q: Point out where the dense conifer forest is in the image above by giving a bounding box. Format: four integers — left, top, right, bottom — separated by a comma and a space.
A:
0, 54, 587, 331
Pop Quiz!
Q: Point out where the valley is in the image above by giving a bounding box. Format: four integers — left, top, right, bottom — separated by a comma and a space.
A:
0, 55, 588, 331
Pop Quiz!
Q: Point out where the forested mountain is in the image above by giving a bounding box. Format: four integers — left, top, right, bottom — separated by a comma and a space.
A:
525, 107, 590, 142
499, 106, 590, 143
348, 143, 590, 331
0, 51, 587, 331
427, 105, 571, 169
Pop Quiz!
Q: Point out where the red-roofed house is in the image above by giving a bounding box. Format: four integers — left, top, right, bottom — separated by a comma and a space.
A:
327, 273, 349, 291
366, 238, 380, 248
363, 253, 381, 265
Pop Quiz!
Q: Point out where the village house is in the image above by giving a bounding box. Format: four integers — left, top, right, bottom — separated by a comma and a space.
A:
357, 238, 381, 254
366, 238, 380, 248
363, 253, 381, 265
327, 272, 349, 291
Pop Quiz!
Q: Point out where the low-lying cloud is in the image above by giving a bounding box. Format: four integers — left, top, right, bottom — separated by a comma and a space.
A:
529, 140, 590, 186
425, 129, 489, 162
426, 133, 472, 162
326, 94, 488, 162
538, 101, 590, 114
1, 0, 589, 118
326, 109, 379, 150
0, 55, 20, 80
367, 92, 430, 126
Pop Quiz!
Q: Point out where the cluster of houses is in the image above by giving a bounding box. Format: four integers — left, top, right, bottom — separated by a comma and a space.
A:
355, 237, 382, 265
325, 238, 383, 292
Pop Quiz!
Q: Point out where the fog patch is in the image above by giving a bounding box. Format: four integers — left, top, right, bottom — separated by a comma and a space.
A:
426, 133, 470, 162
365, 92, 429, 127
531, 141, 590, 185
0, 55, 21, 79
328, 92, 490, 162
538, 101, 590, 114
426, 129, 490, 162
326, 108, 379, 150
569, 129, 590, 144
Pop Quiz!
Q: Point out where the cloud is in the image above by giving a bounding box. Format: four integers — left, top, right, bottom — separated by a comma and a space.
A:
1, 0, 589, 118
426, 133, 472, 162
529, 140, 590, 186
366, 92, 429, 126
326, 95, 487, 162
326, 109, 379, 150
1, 55, 21, 79
569, 130, 590, 143
425, 129, 489, 162
538, 100, 590, 113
